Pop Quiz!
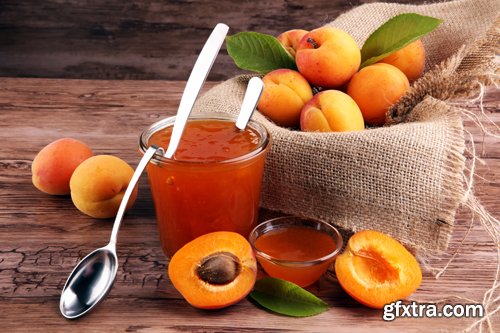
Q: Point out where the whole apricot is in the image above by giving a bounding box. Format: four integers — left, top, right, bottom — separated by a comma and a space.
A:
300, 90, 364, 132
257, 69, 313, 128
347, 63, 410, 126
70, 155, 137, 219
379, 39, 426, 82
295, 26, 361, 88
277, 29, 308, 58
335, 230, 422, 309
32, 138, 93, 195
168, 231, 257, 309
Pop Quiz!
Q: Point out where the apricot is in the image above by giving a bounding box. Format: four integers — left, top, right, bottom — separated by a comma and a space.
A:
300, 90, 364, 132
70, 155, 137, 219
379, 39, 426, 82
257, 69, 313, 128
335, 230, 422, 309
32, 138, 93, 195
277, 29, 308, 58
295, 26, 361, 88
168, 231, 257, 309
347, 63, 410, 126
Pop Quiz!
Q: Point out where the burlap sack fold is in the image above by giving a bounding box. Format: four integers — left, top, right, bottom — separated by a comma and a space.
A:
193, 0, 499, 251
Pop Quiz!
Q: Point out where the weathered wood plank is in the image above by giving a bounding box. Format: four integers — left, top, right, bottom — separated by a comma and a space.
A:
0, 78, 498, 332
0, 0, 428, 80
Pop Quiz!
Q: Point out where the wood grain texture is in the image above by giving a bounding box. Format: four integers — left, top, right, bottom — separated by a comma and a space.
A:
0, 78, 499, 332
0, 0, 427, 80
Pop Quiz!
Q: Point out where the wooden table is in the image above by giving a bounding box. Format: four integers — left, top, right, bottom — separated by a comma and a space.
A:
0, 78, 498, 332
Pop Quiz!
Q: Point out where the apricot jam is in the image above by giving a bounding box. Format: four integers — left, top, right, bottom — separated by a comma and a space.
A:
149, 119, 261, 162
141, 114, 270, 258
250, 217, 342, 287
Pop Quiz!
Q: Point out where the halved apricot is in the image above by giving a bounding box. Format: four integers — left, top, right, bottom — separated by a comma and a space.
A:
168, 231, 257, 309
335, 230, 422, 309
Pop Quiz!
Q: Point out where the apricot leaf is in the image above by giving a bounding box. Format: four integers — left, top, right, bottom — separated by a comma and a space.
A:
249, 277, 329, 317
226, 32, 297, 74
360, 13, 442, 68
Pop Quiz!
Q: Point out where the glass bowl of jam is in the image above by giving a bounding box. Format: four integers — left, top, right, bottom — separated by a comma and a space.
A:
249, 216, 343, 287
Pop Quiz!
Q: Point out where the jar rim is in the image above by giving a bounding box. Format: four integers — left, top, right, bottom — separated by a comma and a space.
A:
139, 112, 271, 166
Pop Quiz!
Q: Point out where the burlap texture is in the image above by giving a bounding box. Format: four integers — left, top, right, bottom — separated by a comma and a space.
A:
193, 0, 499, 251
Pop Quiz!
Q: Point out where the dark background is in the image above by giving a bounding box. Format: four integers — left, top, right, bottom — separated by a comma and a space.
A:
0, 0, 428, 81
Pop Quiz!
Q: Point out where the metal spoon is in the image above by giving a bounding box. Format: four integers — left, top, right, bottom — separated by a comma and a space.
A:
164, 22, 229, 158
60, 23, 229, 319
235, 77, 264, 130
59, 145, 160, 319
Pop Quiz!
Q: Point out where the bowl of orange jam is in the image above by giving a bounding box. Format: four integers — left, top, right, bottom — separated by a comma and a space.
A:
249, 216, 343, 287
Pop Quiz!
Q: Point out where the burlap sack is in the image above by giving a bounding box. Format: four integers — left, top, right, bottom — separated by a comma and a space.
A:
193, 0, 499, 251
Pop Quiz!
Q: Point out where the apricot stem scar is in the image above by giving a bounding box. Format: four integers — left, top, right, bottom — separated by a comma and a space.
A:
307, 37, 319, 49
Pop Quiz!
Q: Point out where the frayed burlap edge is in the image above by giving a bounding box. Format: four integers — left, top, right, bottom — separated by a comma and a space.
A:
406, 98, 467, 252
397, 21, 499, 330
411, 96, 500, 332
389, 16, 500, 331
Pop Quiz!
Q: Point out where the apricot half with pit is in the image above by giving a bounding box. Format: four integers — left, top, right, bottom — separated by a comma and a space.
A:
335, 230, 422, 309
168, 231, 257, 309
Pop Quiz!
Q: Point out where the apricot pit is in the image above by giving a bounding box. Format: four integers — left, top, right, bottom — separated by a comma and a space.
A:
196, 252, 241, 285
168, 231, 257, 309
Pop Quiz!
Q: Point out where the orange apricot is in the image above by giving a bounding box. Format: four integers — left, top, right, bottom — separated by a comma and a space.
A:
277, 29, 308, 58
300, 90, 365, 132
32, 138, 93, 195
70, 155, 137, 218
257, 69, 313, 128
378, 39, 426, 82
335, 230, 422, 309
168, 231, 257, 309
295, 26, 361, 88
347, 63, 410, 126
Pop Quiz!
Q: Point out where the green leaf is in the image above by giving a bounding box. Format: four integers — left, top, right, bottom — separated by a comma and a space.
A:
226, 32, 297, 74
249, 277, 329, 317
360, 13, 442, 68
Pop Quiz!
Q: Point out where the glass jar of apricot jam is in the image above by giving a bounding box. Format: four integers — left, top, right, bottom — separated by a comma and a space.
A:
139, 113, 271, 258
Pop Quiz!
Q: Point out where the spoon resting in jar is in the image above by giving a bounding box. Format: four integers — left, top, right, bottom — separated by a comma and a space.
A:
235, 77, 264, 130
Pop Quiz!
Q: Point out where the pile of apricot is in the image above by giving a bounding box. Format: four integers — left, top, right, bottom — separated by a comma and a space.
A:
31, 26, 426, 313
32, 138, 137, 218
258, 27, 425, 130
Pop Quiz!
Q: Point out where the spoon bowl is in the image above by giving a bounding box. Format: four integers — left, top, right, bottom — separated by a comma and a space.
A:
59, 145, 158, 319
60, 245, 117, 319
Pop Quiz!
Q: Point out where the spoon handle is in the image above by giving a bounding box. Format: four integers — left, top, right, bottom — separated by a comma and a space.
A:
109, 146, 159, 246
164, 23, 229, 159
236, 77, 264, 130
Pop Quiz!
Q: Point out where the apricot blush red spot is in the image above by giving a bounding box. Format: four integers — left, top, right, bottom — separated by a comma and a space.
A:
32, 138, 93, 195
